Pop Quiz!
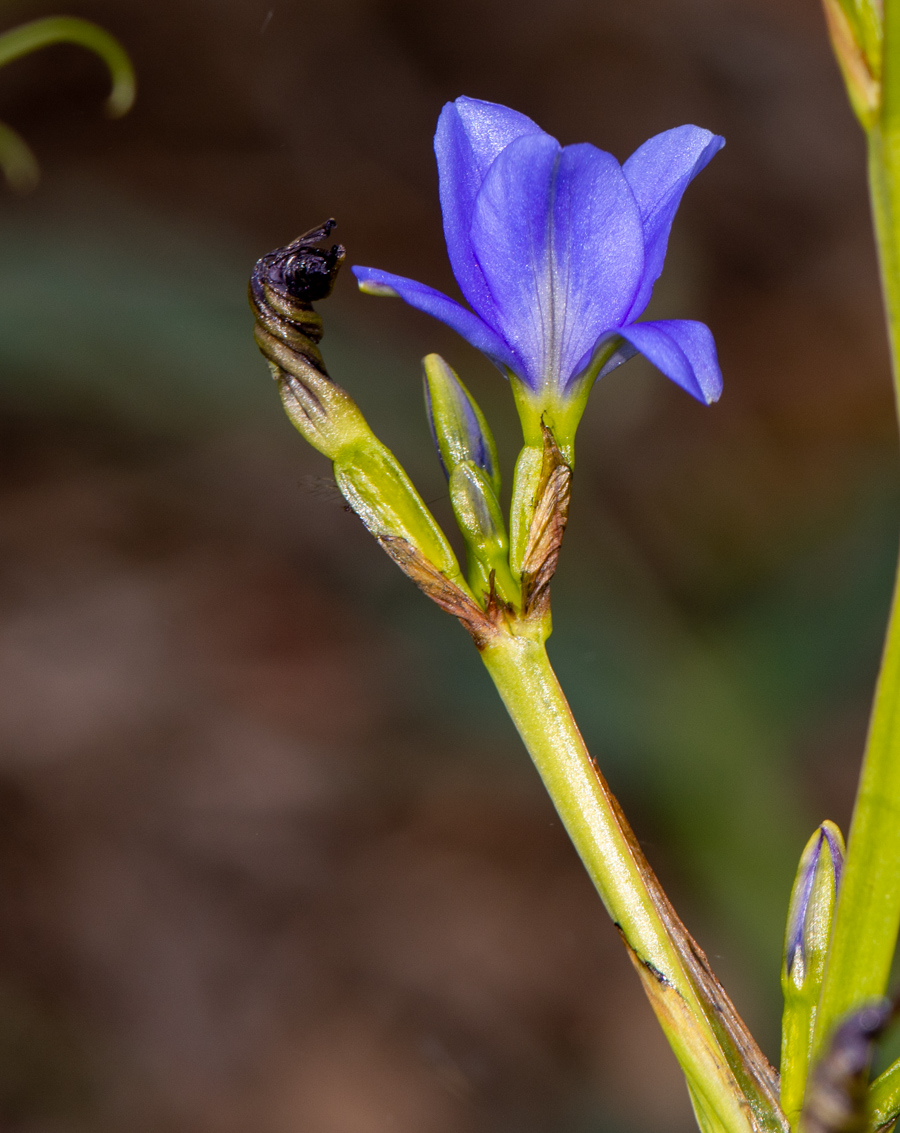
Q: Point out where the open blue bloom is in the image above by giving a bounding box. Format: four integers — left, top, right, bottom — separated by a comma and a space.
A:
353, 97, 725, 415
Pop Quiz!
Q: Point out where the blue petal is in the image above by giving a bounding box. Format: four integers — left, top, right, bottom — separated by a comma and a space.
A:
618, 319, 722, 404
351, 265, 520, 372
468, 133, 560, 390
583, 333, 638, 381
469, 135, 645, 392
435, 98, 546, 322
622, 126, 725, 321
552, 143, 645, 389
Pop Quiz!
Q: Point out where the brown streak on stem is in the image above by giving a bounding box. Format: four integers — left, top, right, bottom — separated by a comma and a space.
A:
378, 534, 502, 647
601, 772, 785, 1132
520, 424, 572, 619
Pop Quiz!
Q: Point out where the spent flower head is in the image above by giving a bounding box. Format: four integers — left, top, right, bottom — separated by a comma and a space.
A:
354, 97, 725, 450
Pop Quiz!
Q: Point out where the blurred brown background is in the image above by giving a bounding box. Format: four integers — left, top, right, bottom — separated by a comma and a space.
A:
0, 0, 893, 1130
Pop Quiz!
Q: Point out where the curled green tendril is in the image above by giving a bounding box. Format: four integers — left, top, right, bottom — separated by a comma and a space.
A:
0, 16, 135, 190
0, 120, 39, 192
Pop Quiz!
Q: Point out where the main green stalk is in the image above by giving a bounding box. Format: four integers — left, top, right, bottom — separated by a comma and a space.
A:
480, 627, 756, 1133
813, 0, 900, 1057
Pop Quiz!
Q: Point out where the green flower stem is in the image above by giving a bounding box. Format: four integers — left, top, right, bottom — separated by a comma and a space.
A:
0, 17, 135, 117
813, 2, 900, 1061
479, 627, 757, 1133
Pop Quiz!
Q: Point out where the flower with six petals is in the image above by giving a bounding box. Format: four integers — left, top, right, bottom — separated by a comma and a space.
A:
353, 97, 725, 449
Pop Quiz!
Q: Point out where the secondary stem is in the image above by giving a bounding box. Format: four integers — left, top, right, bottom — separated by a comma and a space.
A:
480, 627, 763, 1133
812, 37, 900, 1054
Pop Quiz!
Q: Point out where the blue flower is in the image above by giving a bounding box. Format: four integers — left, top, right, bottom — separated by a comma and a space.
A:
353, 97, 725, 421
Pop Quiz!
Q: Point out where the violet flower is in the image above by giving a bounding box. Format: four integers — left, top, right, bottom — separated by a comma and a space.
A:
353, 97, 725, 444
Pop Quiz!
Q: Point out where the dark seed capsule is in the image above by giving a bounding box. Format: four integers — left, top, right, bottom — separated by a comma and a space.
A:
281, 243, 345, 302
250, 219, 346, 377
257, 218, 345, 301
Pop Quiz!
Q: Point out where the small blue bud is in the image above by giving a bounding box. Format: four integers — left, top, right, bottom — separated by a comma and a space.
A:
784, 822, 844, 989
423, 353, 501, 496
780, 820, 845, 1126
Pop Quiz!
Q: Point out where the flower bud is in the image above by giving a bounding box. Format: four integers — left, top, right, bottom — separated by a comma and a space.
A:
423, 353, 501, 496
334, 438, 465, 588
450, 462, 505, 554
448, 460, 516, 605
780, 821, 845, 1126
784, 822, 844, 990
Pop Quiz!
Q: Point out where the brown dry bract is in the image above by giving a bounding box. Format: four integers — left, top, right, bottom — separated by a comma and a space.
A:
520, 425, 572, 621
377, 534, 501, 648
376, 426, 573, 646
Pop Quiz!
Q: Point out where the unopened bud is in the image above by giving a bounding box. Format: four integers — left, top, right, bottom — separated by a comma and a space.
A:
450, 462, 505, 553
784, 822, 844, 991
335, 439, 465, 588
423, 354, 501, 496
449, 460, 516, 605
781, 821, 845, 1126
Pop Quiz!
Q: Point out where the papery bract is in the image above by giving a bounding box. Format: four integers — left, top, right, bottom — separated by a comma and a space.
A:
353, 97, 725, 427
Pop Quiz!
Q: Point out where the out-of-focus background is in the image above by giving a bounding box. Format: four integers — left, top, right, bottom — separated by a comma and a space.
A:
0, 1, 893, 1130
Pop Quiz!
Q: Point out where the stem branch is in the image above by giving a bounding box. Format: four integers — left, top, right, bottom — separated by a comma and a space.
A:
813, 1, 900, 1053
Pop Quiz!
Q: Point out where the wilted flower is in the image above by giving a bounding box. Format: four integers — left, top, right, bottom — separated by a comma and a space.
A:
353, 96, 725, 442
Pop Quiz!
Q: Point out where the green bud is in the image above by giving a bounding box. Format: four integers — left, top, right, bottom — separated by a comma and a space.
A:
423, 353, 501, 497
449, 460, 518, 605
780, 821, 845, 1128
335, 436, 466, 588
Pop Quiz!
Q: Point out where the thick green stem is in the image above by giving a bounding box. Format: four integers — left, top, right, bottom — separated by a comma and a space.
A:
480, 628, 761, 1133
812, 14, 900, 1056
